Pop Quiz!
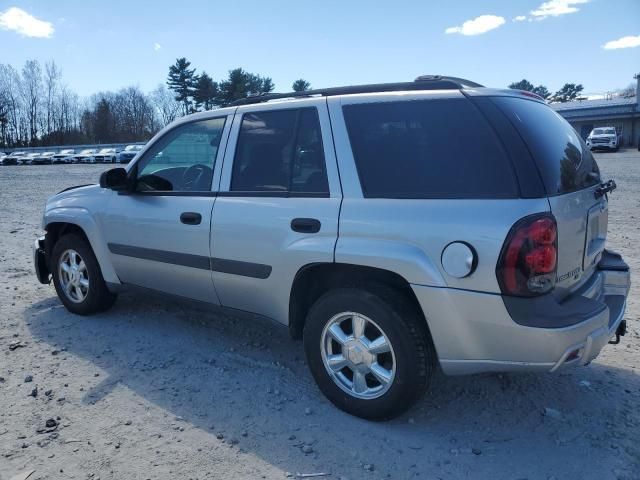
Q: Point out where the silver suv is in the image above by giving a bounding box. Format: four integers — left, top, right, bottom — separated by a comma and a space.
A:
34, 76, 630, 419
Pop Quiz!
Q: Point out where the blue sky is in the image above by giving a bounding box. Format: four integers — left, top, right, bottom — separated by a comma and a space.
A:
1, 0, 639, 97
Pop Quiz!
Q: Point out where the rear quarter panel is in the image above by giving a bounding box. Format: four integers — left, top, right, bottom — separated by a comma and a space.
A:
336, 198, 550, 292
327, 92, 550, 292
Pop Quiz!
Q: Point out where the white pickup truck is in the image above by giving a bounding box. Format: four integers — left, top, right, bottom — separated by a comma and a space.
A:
586, 127, 621, 151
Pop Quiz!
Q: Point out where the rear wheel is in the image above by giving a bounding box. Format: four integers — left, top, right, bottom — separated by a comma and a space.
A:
51, 234, 116, 315
303, 287, 435, 420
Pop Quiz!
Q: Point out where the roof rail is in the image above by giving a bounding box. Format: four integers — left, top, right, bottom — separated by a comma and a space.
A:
229, 75, 483, 106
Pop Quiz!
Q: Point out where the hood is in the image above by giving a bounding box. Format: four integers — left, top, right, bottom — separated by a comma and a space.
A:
57, 183, 96, 194
46, 184, 101, 213
51, 183, 99, 199
43, 184, 109, 230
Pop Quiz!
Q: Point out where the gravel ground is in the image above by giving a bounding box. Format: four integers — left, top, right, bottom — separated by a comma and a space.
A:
1, 151, 639, 480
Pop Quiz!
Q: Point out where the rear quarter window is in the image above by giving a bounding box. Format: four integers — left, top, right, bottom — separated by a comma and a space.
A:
342, 98, 519, 199
490, 97, 600, 195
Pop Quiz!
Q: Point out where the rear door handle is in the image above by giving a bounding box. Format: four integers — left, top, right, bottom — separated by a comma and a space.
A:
291, 218, 321, 234
180, 212, 202, 225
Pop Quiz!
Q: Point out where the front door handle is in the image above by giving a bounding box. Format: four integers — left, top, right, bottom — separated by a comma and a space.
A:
291, 218, 321, 234
180, 212, 202, 225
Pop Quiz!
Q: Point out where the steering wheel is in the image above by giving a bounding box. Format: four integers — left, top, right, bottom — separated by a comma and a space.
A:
182, 164, 211, 191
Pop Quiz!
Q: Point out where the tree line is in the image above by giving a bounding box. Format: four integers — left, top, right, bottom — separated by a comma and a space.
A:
0, 55, 625, 149
507, 79, 586, 102
0, 60, 169, 148
165, 57, 311, 114
0, 57, 312, 149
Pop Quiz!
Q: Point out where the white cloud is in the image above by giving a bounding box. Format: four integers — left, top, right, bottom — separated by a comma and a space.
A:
513, 15, 527, 22
445, 15, 506, 36
0, 7, 54, 38
530, 0, 588, 19
154, 42, 162, 51
602, 35, 640, 50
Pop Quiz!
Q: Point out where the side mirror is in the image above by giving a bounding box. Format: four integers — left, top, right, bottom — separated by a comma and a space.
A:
100, 168, 129, 191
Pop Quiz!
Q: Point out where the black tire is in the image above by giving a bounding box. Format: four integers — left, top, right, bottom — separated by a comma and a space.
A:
51, 233, 117, 315
303, 286, 436, 420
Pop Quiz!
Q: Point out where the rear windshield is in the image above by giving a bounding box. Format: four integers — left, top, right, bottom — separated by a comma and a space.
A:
342, 99, 518, 198
490, 97, 600, 195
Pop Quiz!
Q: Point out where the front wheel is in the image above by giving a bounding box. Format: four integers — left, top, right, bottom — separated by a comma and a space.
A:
303, 287, 435, 420
51, 234, 117, 315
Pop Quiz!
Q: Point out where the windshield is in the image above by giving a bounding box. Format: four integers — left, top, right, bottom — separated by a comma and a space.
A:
80, 149, 94, 154
593, 128, 616, 135
99, 148, 115, 153
125, 145, 142, 151
59, 149, 74, 154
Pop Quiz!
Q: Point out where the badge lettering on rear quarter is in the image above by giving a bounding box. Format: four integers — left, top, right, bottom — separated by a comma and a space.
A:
558, 267, 581, 282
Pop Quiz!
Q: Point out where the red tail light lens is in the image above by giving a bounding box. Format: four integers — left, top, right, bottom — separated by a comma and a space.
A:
497, 214, 558, 296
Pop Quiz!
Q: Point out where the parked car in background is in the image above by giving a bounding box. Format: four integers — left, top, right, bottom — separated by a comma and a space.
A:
34, 77, 629, 420
117, 144, 144, 163
32, 151, 57, 165
52, 149, 76, 164
93, 148, 117, 163
586, 127, 621, 151
0, 153, 7, 165
74, 149, 98, 163
19, 152, 41, 165
3, 151, 27, 165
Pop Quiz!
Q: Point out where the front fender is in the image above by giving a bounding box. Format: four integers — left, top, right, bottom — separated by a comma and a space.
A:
44, 206, 120, 285
334, 237, 446, 287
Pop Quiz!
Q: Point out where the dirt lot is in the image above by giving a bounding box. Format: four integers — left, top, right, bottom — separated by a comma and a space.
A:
1, 151, 639, 480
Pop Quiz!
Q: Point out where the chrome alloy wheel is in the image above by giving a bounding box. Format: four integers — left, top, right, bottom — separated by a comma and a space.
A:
320, 312, 396, 400
58, 249, 89, 303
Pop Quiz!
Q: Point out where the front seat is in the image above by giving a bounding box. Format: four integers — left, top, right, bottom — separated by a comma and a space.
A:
235, 143, 287, 191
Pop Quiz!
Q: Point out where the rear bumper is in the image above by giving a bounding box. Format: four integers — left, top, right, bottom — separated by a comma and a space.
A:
412, 250, 630, 375
33, 236, 51, 284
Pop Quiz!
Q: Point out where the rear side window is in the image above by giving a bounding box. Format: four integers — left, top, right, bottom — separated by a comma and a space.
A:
490, 97, 600, 195
342, 99, 518, 198
231, 108, 329, 194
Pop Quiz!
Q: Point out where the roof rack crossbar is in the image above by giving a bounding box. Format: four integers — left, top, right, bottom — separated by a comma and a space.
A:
229, 75, 483, 106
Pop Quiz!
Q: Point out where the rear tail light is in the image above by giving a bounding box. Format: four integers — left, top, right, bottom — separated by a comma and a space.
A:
496, 214, 558, 296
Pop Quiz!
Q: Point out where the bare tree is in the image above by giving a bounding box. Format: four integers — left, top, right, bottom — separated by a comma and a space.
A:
0, 89, 9, 147
44, 61, 61, 138
58, 85, 80, 134
115, 86, 155, 140
619, 83, 636, 98
150, 84, 181, 127
21, 60, 43, 145
0, 64, 24, 145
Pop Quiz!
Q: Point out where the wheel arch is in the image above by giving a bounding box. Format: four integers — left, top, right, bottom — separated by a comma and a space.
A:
44, 209, 120, 285
289, 262, 433, 343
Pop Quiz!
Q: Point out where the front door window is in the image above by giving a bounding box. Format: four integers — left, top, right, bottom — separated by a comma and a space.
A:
136, 117, 226, 192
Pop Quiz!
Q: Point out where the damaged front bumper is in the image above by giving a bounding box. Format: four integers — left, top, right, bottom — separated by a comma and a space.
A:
33, 236, 50, 284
